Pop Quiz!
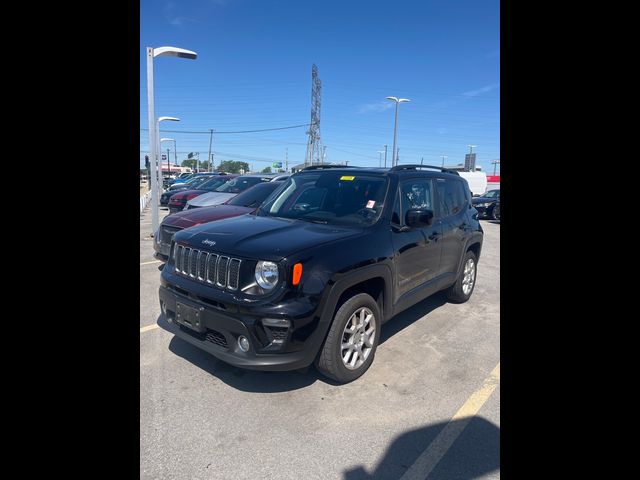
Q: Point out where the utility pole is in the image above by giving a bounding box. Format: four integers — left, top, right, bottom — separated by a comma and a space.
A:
285, 148, 288, 172
420, 157, 424, 166
441, 155, 448, 167
396, 148, 400, 166
210, 153, 215, 172
491, 159, 500, 175
377, 150, 385, 168
384, 145, 388, 168
304, 64, 323, 166
166, 148, 170, 177
208, 129, 214, 172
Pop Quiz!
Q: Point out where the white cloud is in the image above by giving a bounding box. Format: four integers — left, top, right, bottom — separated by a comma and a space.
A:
461, 83, 500, 98
164, 1, 200, 27
358, 101, 395, 114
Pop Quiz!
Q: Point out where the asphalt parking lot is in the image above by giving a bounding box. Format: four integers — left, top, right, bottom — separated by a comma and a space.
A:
140, 206, 500, 479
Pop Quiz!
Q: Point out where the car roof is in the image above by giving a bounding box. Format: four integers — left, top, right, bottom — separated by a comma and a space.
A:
293, 165, 462, 179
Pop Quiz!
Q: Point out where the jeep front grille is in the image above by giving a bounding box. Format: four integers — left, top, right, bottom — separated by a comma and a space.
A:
173, 244, 241, 291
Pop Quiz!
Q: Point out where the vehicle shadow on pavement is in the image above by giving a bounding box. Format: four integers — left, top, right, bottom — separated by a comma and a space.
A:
157, 292, 450, 392
379, 292, 448, 345
343, 416, 500, 479
158, 316, 335, 392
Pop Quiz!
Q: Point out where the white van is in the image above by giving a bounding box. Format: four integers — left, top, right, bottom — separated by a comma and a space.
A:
458, 171, 488, 196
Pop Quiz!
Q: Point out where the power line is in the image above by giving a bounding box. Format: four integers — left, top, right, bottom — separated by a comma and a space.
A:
139, 122, 313, 134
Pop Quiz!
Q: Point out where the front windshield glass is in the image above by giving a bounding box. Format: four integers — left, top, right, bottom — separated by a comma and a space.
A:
187, 176, 212, 188
214, 176, 269, 194
227, 181, 283, 207
258, 171, 388, 226
199, 177, 229, 191
483, 189, 499, 198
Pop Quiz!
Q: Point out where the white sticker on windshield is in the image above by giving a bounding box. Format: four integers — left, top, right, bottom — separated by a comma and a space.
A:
366, 200, 375, 209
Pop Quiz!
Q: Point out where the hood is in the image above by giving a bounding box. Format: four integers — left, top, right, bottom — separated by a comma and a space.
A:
167, 185, 192, 193
168, 189, 208, 201
472, 196, 498, 204
187, 192, 236, 207
162, 205, 253, 228
173, 214, 365, 261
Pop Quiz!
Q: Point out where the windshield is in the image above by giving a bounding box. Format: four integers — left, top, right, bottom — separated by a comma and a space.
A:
198, 177, 229, 191
214, 176, 270, 194
258, 171, 388, 226
187, 176, 213, 188
227, 181, 284, 208
483, 189, 500, 198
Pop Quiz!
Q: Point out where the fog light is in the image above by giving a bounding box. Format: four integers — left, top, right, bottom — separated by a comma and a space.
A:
238, 335, 250, 352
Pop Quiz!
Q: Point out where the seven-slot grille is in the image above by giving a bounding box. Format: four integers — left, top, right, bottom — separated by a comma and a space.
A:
173, 244, 241, 290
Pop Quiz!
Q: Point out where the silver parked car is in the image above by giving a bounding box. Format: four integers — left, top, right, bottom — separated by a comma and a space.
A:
184, 173, 290, 210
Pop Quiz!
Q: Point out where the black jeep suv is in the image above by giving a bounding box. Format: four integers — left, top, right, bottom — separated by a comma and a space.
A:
159, 165, 483, 383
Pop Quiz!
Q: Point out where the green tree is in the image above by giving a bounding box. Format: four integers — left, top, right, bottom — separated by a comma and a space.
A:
218, 160, 250, 173
181, 159, 197, 170
261, 166, 272, 173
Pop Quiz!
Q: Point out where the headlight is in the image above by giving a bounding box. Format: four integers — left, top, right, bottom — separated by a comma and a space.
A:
155, 228, 161, 244
476, 202, 490, 208
255, 261, 279, 290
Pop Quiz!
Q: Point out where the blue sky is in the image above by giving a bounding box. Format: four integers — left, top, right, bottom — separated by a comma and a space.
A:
141, 0, 499, 173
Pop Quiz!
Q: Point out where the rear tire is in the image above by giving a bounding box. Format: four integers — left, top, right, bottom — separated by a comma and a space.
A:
315, 293, 381, 383
445, 250, 478, 303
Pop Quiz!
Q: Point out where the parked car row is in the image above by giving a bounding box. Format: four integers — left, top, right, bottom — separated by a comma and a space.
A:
155, 165, 484, 383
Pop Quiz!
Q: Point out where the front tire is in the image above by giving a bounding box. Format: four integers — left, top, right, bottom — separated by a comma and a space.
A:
445, 250, 478, 303
316, 293, 381, 383
489, 204, 498, 220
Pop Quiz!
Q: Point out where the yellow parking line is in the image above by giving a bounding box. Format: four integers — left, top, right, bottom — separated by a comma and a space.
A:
140, 260, 162, 266
140, 324, 160, 333
400, 362, 500, 480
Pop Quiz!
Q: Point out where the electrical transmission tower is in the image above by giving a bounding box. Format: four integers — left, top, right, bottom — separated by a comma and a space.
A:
305, 64, 323, 166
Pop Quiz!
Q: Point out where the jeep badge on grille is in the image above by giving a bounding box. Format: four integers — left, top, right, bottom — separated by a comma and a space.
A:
202, 239, 216, 247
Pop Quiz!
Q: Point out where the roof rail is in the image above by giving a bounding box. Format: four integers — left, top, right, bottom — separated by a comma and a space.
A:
389, 164, 460, 175
302, 164, 353, 170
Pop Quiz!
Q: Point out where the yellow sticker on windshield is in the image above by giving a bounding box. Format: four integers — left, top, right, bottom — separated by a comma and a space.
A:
340, 176, 355, 181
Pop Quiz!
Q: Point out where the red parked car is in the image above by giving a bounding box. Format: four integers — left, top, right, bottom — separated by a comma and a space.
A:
154, 180, 285, 261
167, 175, 238, 214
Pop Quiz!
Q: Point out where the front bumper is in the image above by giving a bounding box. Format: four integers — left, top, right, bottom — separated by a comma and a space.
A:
474, 205, 493, 218
158, 281, 328, 371
168, 204, 186, 214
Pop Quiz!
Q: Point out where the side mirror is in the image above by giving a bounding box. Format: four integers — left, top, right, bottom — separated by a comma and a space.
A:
405, 208, 434, 227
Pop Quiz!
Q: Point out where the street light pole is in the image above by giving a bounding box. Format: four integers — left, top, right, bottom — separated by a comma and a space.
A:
173, 139, 177, 167
145, 45, 197, 236
441, 155, 448, 167
146, 48, 158, 235
386, 97, 410, 167
384, 145, 388, 168
377, 150, 385, 168
161, 137, 175, 178
207, 129, 214, 172
156, 117, 179, 209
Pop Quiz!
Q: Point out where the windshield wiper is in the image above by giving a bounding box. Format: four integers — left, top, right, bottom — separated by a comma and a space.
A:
297, 217, 328, 225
